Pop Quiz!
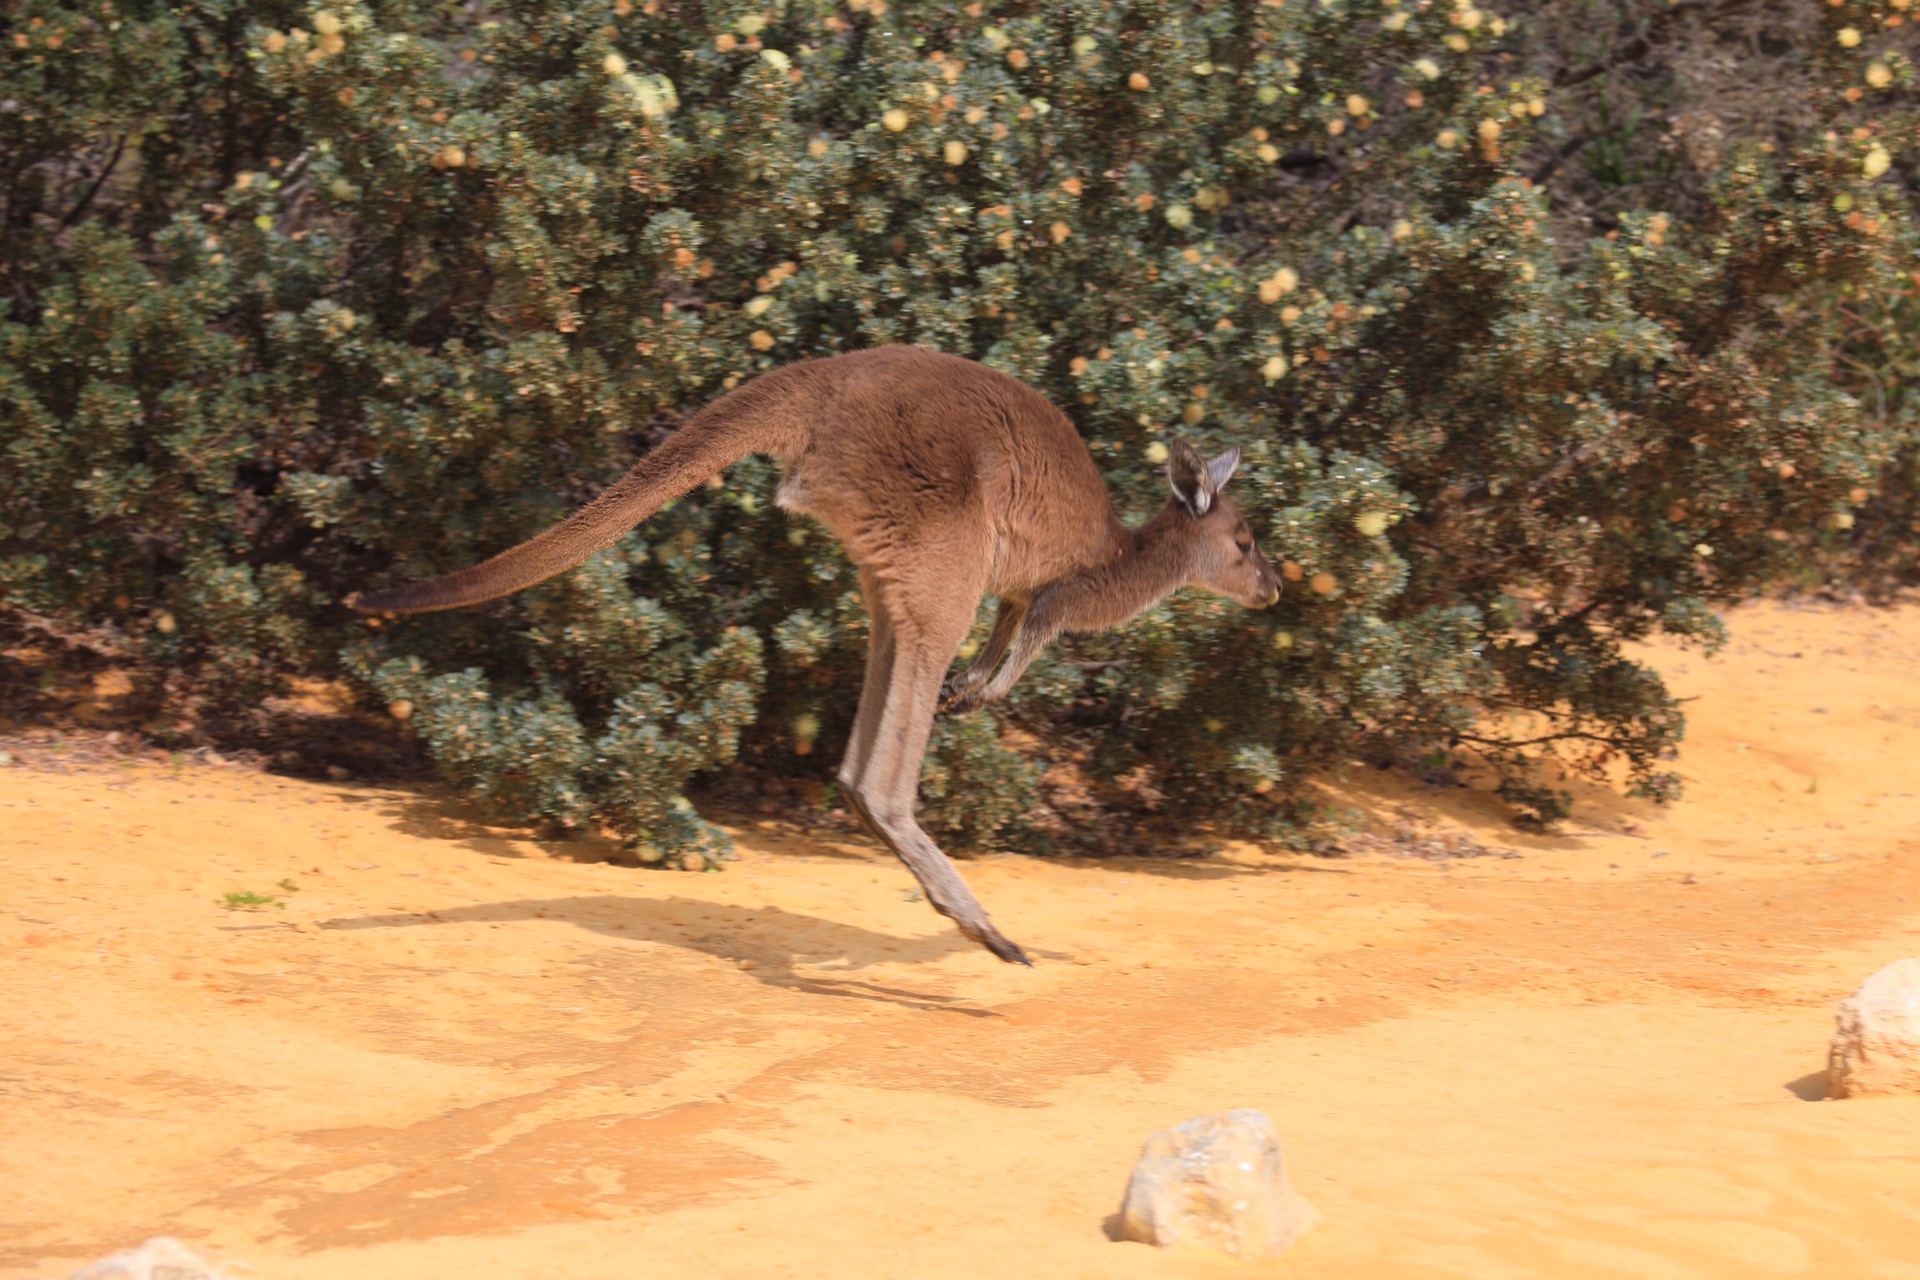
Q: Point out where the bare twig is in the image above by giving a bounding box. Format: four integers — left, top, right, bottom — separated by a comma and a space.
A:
56, 134, 129, 231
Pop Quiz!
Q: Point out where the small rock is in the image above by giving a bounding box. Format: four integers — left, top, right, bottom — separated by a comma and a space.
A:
1117, 1109, 1316, 1258
64, 1237, 233, 1280
1829, 958, 1920, 1098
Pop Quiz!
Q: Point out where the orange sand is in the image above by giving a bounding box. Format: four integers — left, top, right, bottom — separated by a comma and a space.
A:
4, 600, 1920, 1279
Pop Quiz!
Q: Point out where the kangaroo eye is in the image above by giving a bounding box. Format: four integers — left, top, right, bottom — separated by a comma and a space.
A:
1236, 540, 1253, 555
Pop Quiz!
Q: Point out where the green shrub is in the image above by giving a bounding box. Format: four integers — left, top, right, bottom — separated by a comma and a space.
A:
3, 0, 1913, 849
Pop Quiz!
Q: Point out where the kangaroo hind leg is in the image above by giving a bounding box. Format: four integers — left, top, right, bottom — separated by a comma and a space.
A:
838, 576, 1031, 965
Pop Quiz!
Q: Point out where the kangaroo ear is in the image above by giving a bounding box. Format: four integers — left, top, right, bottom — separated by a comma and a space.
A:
1206, 446, 1241, 493
1166, 439, 1214, 517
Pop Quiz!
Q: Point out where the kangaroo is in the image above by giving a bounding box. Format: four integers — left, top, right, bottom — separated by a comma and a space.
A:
349, 345, 1279, 964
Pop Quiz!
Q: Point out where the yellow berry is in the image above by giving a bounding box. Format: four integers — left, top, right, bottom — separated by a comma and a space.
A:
604, 51, 628, 76
1257, 266, 1299, 302
1354, 512, 1389, 538
1145, 441, 1170, 465
944, 139, 968, 165
1838, 26, 1863, 48
881, 108, 909, 132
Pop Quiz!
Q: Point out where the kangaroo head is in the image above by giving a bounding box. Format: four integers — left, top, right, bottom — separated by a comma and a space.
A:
1165, 440, 1281, 609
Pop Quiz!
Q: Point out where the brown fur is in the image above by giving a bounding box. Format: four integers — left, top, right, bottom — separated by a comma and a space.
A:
351, 346, 1279, 963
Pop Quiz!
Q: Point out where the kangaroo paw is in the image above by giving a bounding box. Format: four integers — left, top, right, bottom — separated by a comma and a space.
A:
937, 674, 973, 715
938, 687, 976, 717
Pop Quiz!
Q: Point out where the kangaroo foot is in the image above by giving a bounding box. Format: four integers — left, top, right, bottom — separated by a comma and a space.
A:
961, 918, 1033, 966
925, 884, 1031, 964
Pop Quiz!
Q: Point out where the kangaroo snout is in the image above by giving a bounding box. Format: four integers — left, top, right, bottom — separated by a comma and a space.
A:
1241, 577, 1280, 609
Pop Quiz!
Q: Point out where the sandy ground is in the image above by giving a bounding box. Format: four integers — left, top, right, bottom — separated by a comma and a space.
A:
5, 601, 1920, 1279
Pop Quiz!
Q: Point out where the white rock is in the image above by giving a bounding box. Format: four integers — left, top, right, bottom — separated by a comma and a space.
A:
63, 1238, 233, 1280
1117, 1109, 1316, 1258
1829, 958, 1920, 1098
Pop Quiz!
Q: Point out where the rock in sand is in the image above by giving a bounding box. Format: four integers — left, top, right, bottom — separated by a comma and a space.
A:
62, 1237, 232, 1280
1117, 1108, 1316, 1258
1830, 957, 1920, 1098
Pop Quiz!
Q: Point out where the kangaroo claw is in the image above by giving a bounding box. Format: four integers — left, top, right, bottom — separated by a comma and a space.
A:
940, 687, 984, 717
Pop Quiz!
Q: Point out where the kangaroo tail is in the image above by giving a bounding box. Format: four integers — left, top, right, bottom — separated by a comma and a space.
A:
348, 369, 812, 615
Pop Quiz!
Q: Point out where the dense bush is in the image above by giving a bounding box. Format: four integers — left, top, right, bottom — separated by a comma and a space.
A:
3, 0, 1916, 856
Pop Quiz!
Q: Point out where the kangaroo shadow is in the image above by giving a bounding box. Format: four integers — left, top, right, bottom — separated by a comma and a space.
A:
318, 894, 998, 1015
1041, 854, 1349, 885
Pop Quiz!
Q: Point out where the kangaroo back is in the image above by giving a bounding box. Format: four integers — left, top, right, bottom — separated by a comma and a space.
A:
349, 363, 819, 614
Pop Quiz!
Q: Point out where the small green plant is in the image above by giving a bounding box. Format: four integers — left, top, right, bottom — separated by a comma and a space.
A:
218, 890, 285, 912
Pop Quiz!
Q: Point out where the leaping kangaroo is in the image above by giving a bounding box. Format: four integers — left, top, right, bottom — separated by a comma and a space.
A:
350, 345, 1280, 964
